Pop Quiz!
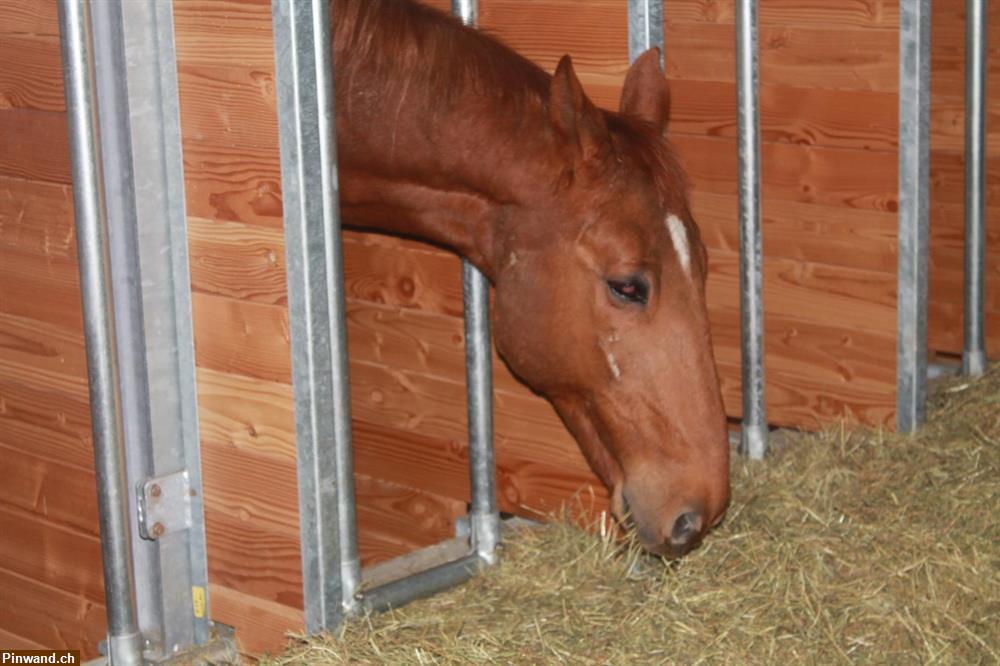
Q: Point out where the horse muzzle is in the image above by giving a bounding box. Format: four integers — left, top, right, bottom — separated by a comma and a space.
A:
619, 492, 709, 559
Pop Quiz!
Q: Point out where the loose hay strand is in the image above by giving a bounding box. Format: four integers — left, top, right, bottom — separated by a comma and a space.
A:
263, 364, 1000, 664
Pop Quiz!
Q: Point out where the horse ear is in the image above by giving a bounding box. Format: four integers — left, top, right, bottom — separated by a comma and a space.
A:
549, 55, 608, 160
619, 48, 670, 134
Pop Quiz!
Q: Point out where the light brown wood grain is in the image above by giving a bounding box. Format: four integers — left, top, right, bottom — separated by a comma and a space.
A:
195, 366, 608, 515
201, 463, 469, 608
0, 443, 99, 535
0, 311, 87, 380
0, 109, 70, 184
0, 34, 63, 112
173, 0, 275, 70
0, 0, 58, 36
0, 249, 83, 331
0, 375, 93, 471
0, 176, 75, 257
208, 583, 302, 657
173, 59, 903, 164
0, 502, 103, 603
0, 628, 45, 649
0, 567, 105, 658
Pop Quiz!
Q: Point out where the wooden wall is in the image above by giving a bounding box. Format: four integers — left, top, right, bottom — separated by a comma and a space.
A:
1, 0, 996, 657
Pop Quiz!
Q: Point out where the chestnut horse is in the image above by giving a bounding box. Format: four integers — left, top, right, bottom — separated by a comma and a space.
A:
331, 0, 729, 557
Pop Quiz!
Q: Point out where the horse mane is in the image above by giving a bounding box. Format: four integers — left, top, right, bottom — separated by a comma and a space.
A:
334, 0, 550, 113
334, 0, 687, 207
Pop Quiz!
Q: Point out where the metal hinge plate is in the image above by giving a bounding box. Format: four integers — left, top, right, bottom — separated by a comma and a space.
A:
137, 469, 194, 540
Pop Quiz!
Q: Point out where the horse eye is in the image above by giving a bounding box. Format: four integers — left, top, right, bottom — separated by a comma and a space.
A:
606, 276, 649, 305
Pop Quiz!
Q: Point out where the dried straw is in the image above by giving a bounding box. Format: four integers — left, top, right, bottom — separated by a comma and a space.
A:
265, 364, 999, 664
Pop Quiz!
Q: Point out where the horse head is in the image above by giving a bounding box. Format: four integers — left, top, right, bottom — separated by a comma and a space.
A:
490, 50, 730, 557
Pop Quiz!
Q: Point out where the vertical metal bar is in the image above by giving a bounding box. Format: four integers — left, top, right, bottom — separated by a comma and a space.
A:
56, 2, 144, 664
897, 0, 931, 432
461, 263, 500, 561
272, 0, 360, 632
627, 0, 664, 64
103, 0, 212, 654
963, 0, 989, 376
736, 0, 767, 459
452, 0, 500, 564
88, 0, 163, 652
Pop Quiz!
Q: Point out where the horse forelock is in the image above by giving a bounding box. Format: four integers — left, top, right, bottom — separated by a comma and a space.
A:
604, 113, 688, 211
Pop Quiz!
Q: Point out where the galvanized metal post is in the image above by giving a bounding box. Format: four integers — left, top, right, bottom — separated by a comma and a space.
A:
736, 0, 767, 459
95, 0, 216, 656
56, 1, 143, 663
452, 0, 501, 565
88, 0, 163, 652
963, 0, 989, 377
272, 0, 361, 632
627, 0, 664, 64
897, 0, 931, 432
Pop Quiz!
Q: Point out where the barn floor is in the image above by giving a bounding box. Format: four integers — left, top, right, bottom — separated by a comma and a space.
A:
262, 364, 999, 664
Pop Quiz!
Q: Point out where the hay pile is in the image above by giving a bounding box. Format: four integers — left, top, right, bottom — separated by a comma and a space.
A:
267, 365, 999, 664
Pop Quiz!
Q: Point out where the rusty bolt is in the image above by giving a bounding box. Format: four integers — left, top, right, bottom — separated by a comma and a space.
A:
151, 522, 165, 538
150, 483, 162, 498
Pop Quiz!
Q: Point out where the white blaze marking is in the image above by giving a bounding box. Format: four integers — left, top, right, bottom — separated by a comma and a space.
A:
665, 213, 691, 277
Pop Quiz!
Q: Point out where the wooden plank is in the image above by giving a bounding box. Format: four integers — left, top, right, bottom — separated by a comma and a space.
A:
181, 134, 900, 232
0, 567, 105, 659
201, 465, 468, 608
175, 61, 901, 167
0, 312, 88, 381
0, 176, 75, 258
706, 251, 897, 334
0, 443, 99, 534
173, 0, 275, 70
708, 307, 897, 427
0, 108, 70, 184
692, 191, 898, 274
0, 0, 59, 36
0, 250, 82, 331
479, 6, 899, 93
0, 503, 103, 604
675, 134, 898, 212
661, 0, 901, 29
929, 150, 1000, 208
204, 502, 304, 609
208, 583, 302, 657
0, 34, 64, 112
177, 63, 277, 153
196, 366, 603, 514
478, 0, 900, 31
0, 627, 45, 650
669, 79, 898, 152
181, 141, 282, 227
0, 373, 93, 471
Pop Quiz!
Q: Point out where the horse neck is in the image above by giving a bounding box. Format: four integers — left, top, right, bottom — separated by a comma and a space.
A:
331, 0, 556, 280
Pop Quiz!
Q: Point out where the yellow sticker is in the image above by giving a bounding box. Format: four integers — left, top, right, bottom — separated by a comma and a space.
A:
192, 585, 206, 618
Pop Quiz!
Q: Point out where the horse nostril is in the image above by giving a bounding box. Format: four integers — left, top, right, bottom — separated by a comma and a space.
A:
669, 510, 703, 548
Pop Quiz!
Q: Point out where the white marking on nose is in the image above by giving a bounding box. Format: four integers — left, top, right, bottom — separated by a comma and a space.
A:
665, 213, 691, 277
507, 252, 518, 268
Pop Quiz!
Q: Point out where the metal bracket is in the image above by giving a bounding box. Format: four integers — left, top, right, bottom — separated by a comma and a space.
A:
137, 470, 194, 540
